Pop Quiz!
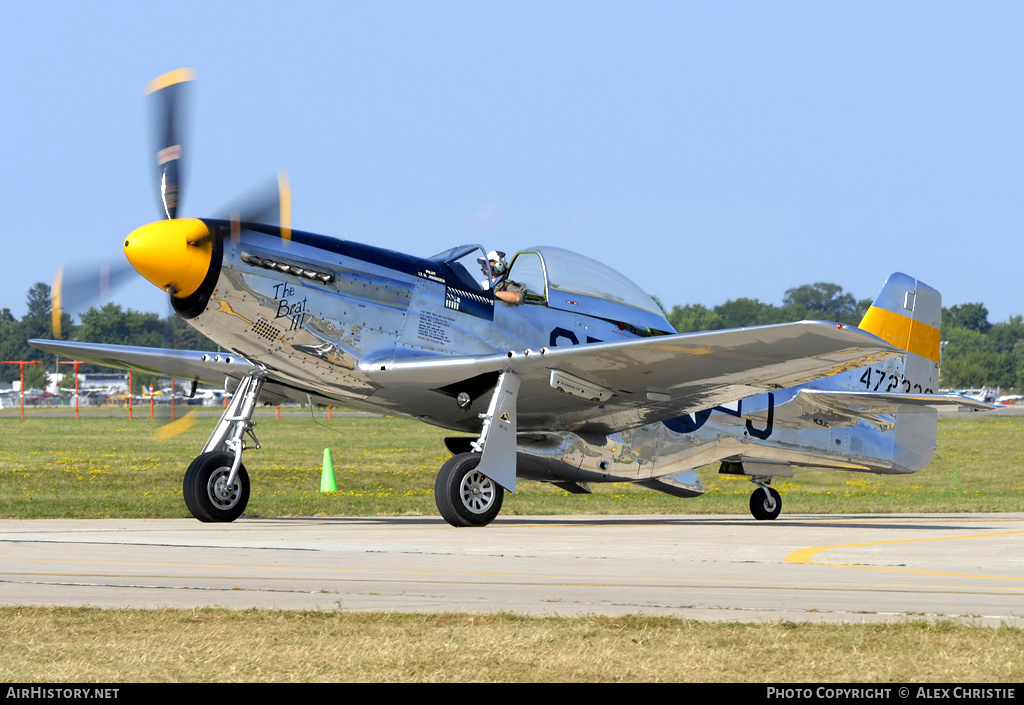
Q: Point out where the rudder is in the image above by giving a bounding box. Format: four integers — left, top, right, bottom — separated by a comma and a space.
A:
858, 272, 941, 392
858, 272, 943, 472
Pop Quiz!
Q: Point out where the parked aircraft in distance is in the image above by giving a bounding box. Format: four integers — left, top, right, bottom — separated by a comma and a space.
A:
31, 69, 994, 526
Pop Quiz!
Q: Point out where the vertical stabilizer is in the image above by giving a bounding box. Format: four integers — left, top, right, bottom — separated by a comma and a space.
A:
858, 272, 941, 392
858, 272, 942, 471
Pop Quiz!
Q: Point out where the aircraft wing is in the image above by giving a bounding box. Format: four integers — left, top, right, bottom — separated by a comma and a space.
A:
29, 339, 333, 407
360, 320, 905, 435
28, 339, 256, 388
795, 389, 998, 430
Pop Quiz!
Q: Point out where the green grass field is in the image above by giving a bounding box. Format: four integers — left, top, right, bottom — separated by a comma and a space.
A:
1, 412, 1022, 519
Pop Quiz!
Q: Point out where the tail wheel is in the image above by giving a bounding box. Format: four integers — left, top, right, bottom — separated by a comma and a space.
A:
183, 451, 249, 522
434, 452, 504, 527
750, 486, 782, 521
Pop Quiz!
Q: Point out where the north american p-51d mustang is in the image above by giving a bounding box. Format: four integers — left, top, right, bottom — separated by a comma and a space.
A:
31, 70, 993, 526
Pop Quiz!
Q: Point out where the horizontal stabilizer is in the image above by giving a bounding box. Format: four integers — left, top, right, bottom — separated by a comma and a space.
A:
796, 389, 997, 429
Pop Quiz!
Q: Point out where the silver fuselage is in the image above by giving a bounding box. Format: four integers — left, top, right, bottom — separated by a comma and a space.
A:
186, 225, 931, 491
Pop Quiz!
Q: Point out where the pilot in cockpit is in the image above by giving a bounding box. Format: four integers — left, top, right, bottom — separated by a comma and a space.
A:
478, 250, 506, 290
478, 250, 523, 305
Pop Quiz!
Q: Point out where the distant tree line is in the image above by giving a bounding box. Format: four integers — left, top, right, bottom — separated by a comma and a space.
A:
0, 281, 1020, 392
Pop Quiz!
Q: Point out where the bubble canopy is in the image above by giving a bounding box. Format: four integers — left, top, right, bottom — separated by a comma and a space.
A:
507, 247, 674, 334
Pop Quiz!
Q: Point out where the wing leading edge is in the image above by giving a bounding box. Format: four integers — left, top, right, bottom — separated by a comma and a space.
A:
29, 339, 335, 407
29, 339, 255, 388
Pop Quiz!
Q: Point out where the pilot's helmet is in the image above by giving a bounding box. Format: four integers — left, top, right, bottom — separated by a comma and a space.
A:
480, 250, 508, 276
489, 250, 508, 275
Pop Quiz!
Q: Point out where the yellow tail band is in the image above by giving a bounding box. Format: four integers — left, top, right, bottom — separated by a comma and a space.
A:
859, 306, 941, 363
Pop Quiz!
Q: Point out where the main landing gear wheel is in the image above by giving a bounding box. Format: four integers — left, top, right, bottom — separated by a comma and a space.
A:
183, 451, 250, 522
750, 486, 782, 520
434, 452, 504, 527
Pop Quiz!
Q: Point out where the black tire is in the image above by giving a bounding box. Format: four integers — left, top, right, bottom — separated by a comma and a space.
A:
434, 452, 504, 527
749, 486, 782, 521
183, 451, 250, 522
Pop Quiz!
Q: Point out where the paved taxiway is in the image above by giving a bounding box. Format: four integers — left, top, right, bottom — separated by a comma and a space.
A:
1, 513, 1022, 625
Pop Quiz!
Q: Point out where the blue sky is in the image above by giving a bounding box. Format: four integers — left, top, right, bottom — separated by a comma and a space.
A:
4, 1, 1023, 327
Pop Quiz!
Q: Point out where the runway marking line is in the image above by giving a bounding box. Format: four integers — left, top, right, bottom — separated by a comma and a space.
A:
4, 559, 1024, 596
3, 572, 1023, 597
785, 530, 1024, 582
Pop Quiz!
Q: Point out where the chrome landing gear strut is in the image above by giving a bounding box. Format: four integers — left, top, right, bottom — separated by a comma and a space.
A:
183, 370, 266, 522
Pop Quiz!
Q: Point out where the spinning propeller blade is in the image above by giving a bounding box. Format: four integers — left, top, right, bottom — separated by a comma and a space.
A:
50, 261, 137, 339
154, 410, 197, 442
146, 68, 195, 220
216, 171, 292, 245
